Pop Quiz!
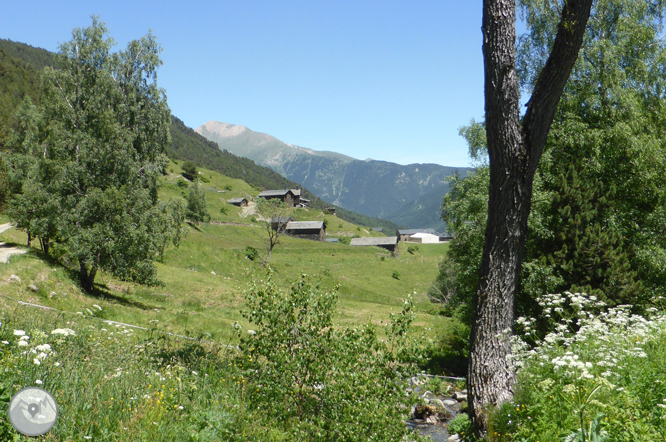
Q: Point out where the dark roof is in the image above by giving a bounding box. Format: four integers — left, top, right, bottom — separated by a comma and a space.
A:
350, 237, 398, 246
271, 216, 292, 224
290, 189, 302, 197
258, 189, 294, 198
286, 221, 325, 230
228, 197, 247, 204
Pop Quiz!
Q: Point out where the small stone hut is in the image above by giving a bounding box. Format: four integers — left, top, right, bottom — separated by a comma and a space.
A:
228, 197, 249, 207
285, 221, 326, 241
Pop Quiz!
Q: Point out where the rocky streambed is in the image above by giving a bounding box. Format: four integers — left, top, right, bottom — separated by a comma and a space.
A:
406, 375, 468, 442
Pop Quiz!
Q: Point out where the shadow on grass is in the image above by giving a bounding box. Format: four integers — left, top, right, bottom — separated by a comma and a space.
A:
87, 283, 160, 311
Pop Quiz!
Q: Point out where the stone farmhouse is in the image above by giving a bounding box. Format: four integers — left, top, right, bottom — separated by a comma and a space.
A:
285, 221, 326, 241
257, 189, 301, 207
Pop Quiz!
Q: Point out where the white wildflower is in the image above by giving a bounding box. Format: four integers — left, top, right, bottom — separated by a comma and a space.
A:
35, 344, 52, 352
13, 330, 25, 336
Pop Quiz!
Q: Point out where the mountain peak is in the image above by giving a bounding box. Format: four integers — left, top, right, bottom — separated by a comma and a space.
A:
199, 121, 248, 138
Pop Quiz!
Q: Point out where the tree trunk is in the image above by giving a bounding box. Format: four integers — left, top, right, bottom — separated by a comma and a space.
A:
469, 0, 593, 433
79, 261, 97, 293
261, 247, 273, 268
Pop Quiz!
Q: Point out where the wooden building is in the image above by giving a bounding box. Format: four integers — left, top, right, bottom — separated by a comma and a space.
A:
285, 221, 326, 241
257, 189, 301, 207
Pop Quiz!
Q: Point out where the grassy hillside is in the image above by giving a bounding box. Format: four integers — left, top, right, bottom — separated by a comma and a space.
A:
0, 162, 451, 344
0, 37, 404, 233
168, 117, 404, 232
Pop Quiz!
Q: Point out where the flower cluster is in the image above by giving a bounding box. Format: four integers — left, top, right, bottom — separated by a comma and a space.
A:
510, 292, 665, 380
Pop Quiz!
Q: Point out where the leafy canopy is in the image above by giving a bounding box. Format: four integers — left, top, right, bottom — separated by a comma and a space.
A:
5, 17, 184, 292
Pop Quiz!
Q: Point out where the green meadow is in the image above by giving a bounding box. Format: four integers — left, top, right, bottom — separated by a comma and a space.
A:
0, 161, 453, 345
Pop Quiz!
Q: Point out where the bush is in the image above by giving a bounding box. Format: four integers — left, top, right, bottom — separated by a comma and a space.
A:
176, 179, 188, 189
447, 413, 473, 440
245, 246, 258, 261
181, 161, 197, 181
224, 184, 232, 191
238, 275, 427, 441
407, 245, 419, 255
392, 270, 401, 280
199, 175, 210, 183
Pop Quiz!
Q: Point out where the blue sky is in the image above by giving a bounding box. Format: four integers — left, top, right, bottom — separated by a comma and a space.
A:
1, 1, 489, 167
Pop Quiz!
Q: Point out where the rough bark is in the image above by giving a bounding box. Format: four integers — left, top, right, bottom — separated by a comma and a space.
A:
468, 0, 593, 432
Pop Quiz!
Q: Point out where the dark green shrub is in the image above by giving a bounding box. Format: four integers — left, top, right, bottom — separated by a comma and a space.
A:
392, 270, 401, 280
181, 161, 197, 181
245, 246, 258, 261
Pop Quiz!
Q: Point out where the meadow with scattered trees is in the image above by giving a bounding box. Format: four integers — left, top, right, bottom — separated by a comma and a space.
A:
3, 1, 666, 440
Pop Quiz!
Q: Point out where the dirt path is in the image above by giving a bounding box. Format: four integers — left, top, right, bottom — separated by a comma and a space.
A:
0, 223, 27, 263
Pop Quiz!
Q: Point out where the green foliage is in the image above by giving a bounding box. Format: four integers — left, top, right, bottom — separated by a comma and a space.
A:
437, 0, 666, 320
447, 413, 473, 440
392, 270, 401, 280
0, 49, 43, 149
0, 39, 55, 71
407, 245, 419, 255
4, 18, 184, 292
238, 274, 426, 441
185, 183, 210, 223
177, 179, 188, 189
224, 184, 232, 191
245, 246, 258, 261
181, 160, 197, 181
492, 292, 666, 441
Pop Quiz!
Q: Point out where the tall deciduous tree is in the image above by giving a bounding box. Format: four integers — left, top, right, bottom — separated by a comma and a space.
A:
6, 18, 184, 292
469, 0, 593, 432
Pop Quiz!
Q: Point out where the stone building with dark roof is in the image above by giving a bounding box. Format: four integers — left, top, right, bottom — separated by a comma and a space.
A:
228, 197, 249, 207
257, 189, 300, 207
285, 221, 326, 241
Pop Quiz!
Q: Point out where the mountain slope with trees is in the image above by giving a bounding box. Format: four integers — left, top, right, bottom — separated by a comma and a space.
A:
0, 38, 403, 233
196, 120, 470, 227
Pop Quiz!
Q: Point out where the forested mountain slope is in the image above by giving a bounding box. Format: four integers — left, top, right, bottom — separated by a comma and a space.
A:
0, 39, 403, 232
